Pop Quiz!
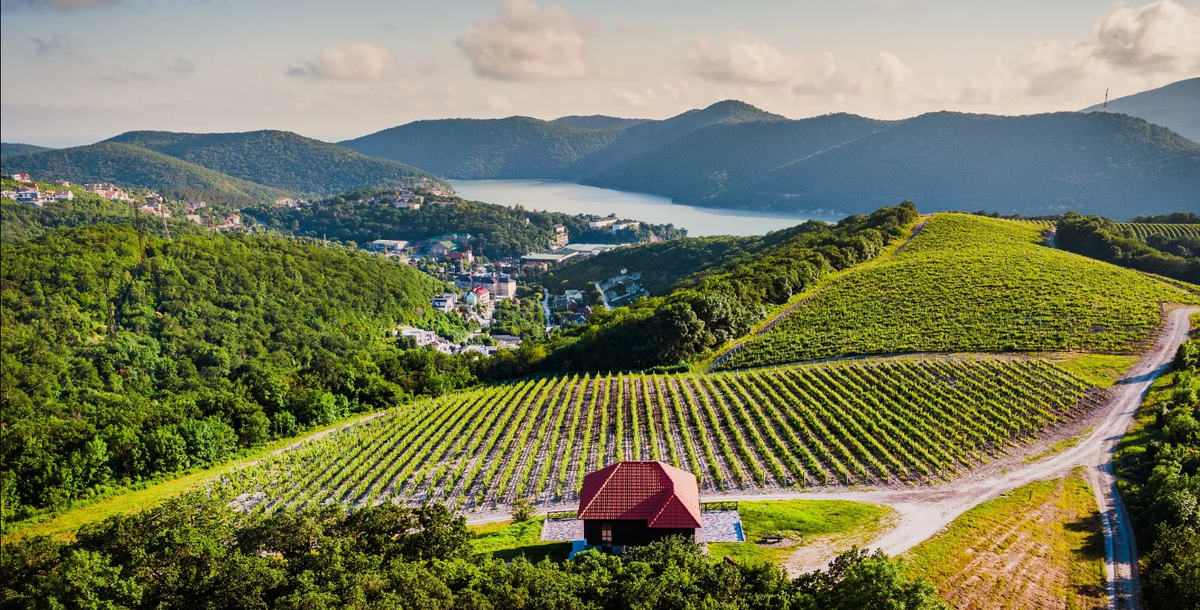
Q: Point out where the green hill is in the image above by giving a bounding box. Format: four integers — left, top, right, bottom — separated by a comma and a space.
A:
0, 142, 290, 201
718, 214, 1198, 370
340, 117, 624, 178
0, 225, 456, 523
550, 115, 649, 130
1083, 77, 1199, 143
1, 143, 53, 157
105, 130, 447, 196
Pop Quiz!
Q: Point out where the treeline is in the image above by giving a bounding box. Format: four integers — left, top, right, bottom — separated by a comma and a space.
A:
0, 226, 476, 526
1, 493, 948, 610
1055, 213, 1199, 284
1119, 321, 1200, 608
540, 203, 919, 370
247, 189, 686, 259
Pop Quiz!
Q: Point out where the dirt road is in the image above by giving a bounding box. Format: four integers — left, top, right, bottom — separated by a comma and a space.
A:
710, 306, 1196, 609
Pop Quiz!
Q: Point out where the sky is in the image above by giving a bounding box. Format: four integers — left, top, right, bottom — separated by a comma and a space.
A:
2, 0, 1198, 147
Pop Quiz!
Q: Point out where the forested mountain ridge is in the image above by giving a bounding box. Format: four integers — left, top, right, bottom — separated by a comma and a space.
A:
339, 116, 625, 179
550, 115, 649, 130
104, 129, 448, 196
0, 143, 53, 157
343, 98, 1200, 219
0, 226, 469, 523
1083, 77, 1200, 143
1, 142, 290, 201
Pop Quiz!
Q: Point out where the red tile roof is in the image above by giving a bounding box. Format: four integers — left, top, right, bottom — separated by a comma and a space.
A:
578, 461, 702, 529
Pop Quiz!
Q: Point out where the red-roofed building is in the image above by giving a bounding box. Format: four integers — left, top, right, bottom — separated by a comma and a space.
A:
578, 460, 701, 549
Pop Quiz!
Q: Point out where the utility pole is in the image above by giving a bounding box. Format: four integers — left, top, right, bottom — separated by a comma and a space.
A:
1103, 88, 1108, 108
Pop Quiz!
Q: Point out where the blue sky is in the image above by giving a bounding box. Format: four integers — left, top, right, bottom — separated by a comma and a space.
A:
2, 0, 1198, 146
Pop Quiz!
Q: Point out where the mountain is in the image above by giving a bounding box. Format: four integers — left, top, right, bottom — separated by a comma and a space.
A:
550, 115, 649, 130
105, 130, 447, 196
740, 111, 1200, 218
1, 143, 53, 157
1083, 78, 1200, 143
340, 117, 624, 178
1, 142, 289, 201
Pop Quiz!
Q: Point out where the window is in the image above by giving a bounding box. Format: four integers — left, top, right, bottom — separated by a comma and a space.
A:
601, 523, 612, 544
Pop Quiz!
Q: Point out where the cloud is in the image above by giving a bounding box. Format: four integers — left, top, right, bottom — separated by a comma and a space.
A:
611, 88, 657, 107
687, 33, 797, 85
1092, 0, 1200, 72
456, 0, 590, 81
29, 35, 81, 60
287, 42, 397, 82
94, 57, 195, 83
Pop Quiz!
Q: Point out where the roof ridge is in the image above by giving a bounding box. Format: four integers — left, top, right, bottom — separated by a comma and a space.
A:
578, 462, 621, 517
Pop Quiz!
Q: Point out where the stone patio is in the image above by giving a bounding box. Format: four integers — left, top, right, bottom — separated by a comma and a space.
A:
541, 510, 744, 543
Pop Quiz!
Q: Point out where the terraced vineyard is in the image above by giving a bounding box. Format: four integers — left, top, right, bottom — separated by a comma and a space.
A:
717, 214, 1196, 370
214, 358, 1098, 513
1121, 223, 1200, 240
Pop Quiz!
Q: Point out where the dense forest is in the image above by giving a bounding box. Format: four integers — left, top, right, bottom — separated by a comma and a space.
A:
248, 189, 686, 259
0, 226, 478, 525
489, 296, 545, 338
1, 493, 947, 610
1055, 213, 1200, 284
105, 130, 448, 196
535, 203, 919, 371
1119, 318, 1200, 608
1, 143, 290, 202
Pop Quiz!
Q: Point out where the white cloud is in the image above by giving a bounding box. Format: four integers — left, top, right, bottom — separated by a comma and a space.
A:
456, 0, 591, 81
1093, 1, 1200, 72
287, 42, 397, 82
687, 33, 797, 85
611, 88, 657, 106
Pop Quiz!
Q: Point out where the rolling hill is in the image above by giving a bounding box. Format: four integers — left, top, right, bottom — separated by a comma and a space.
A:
105, 130, 447, 196
1083, 77, 1200, 143
0, 142, 290, 201
1, 143, 53, 157
343, 95, 1200, 219
550, 115, 649, 130
340, 116, 624, 179
717, 214, 1197, 370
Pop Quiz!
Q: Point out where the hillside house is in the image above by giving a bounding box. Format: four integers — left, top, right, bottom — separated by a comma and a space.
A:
464, 286, 491, 307
588, 218, 617, 229
430, 293, 458, 313
446, 250, 474, 264
552, 224, 569, 247
578, 461, 701, 550
429, 240, 457, 257
10, 173, 31, 181
612, 220, 640, 231
395, 326, 439, 347
55, 179, 71, 186
53, 190, 74, 201
370, 239, 409, 254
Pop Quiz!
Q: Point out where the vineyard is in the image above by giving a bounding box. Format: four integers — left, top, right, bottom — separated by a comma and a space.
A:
1121, 223, 1200, 241
717, 214, 1195, 370
213, 357, 1098, 513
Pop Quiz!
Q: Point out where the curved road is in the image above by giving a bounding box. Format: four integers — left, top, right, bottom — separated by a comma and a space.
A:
476, 307, 1195, 610
709, 306, 1196, 610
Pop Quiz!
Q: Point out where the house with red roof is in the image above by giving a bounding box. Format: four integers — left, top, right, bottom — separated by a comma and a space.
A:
577, 460, 701, 549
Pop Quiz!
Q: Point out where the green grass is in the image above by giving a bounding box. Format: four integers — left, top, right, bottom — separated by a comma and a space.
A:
469, 517, 572, 562
904, 471, 1106, 610
709, 499, 894, 566
1, 410, 385, 544
1051, 353, 1138, 388
721, 214, 1196, 370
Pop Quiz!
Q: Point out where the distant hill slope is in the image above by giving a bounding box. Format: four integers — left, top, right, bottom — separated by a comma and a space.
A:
1, 142, 289, 201
1083, 78, 1200, 143
105, 130, 447, 196
340, 117, 624, 179
737, 111, 1200, 219
551, 115, 649, 130
344, 99, 1198, 218
1, 143, 53, 157
718, 214, 1197, 369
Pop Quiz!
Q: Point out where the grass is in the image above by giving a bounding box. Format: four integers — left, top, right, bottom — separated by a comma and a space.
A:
1, 409, 385, 544
469, 517, 572, 562
708, 499, 894, 566
904, 470, 1106, 610
1024, 428, 1090, 464
720, 214, 1196, 370
1051, 353, 1138, 388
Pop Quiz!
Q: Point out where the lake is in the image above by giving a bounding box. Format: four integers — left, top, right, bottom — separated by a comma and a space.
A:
449, 179, 815, 236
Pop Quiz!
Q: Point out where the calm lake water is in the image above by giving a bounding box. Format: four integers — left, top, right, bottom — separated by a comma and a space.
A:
449, 179, 813, 237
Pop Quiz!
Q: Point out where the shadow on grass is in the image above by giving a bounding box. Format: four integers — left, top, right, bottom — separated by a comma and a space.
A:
489, 542, 573, 563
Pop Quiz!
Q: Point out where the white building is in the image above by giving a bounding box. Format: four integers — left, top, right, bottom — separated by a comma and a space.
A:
370, 239, 409, 254
430, 293, 458, 313
396, 326, 439, 347
588, 218, 617, 229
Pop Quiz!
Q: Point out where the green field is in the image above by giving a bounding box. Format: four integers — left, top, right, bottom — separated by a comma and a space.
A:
709, 499, 894, 566
719, 214, 1195, 370
208, 357, 1097, 514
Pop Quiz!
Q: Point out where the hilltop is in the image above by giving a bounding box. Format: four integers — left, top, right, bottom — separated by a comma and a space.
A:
0, 143, 53, 157
1083, 77, 1200, 143
343, 97, 1200, 218
1, 142, 290, 202
550, 115, 650, 130
718, 214, 1197, 369
106, 129, 447, 196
